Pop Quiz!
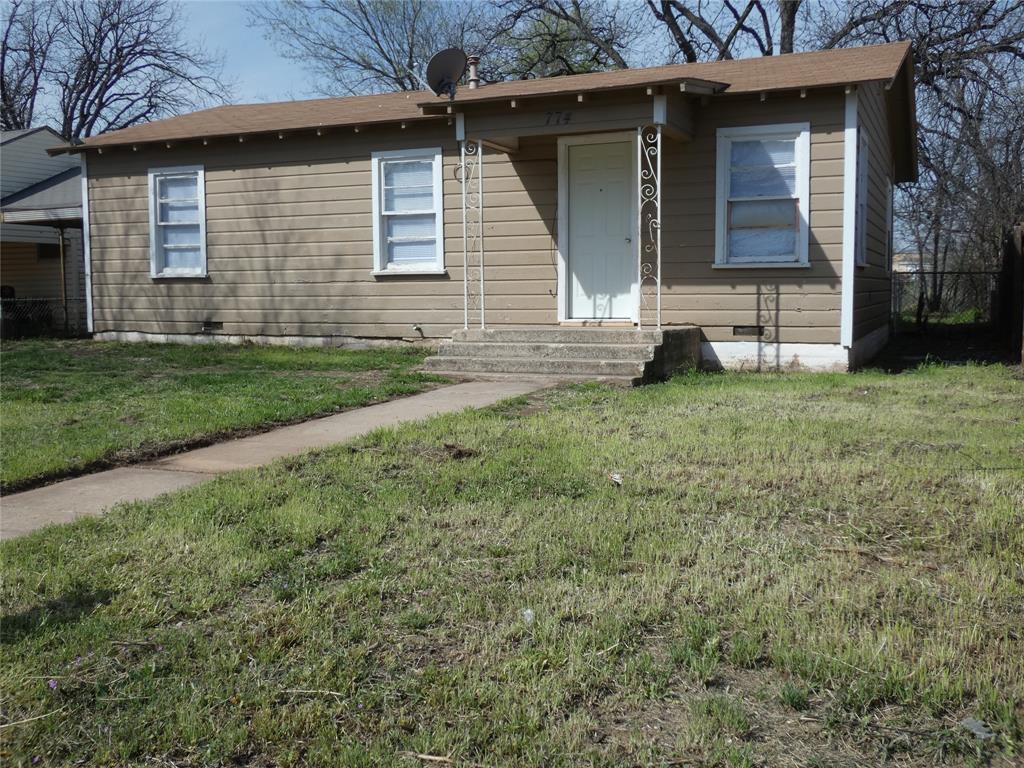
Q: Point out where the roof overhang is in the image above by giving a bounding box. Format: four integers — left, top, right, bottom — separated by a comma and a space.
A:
0, 206, 82, 227
886, 45, 918, 183
47, 113, 448, 156
418, 76, 727, 114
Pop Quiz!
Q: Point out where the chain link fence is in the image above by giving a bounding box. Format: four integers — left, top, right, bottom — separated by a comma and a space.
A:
891, 270, 1000, 328
0, 298, 86, 338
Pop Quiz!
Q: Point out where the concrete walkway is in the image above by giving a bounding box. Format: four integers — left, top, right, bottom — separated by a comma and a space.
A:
0, 380, 549, 541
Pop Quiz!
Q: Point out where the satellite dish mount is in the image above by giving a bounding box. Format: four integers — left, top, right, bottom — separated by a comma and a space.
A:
426, 48, 468, 101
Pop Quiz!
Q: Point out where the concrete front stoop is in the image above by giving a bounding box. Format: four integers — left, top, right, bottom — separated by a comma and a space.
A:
422, 326, 702, 385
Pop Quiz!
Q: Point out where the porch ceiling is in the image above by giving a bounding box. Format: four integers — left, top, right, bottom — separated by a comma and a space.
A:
455, 90, 695, 149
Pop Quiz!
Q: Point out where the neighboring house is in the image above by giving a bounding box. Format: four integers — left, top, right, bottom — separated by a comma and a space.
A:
1, 127, 86, 336
892, 250, 920, 272
55, 41, 915, 373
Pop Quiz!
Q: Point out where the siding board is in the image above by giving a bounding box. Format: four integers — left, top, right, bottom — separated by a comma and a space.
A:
88, 92, 848, 342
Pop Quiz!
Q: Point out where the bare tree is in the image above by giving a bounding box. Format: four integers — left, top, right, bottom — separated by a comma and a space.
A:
249, 0, 634, 94
249, 0, 494, 95
49, 0, 227, 139
492, 0, 638, 74
645, 0, 803, 62
816, 0, 1024, 314
0, 0, 58, 130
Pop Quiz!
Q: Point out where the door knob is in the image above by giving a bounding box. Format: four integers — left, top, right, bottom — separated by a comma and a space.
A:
625, 237, 632, 243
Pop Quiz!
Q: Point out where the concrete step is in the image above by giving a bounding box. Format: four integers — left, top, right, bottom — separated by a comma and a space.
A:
422, 355, 646, 379
453, 327, 665, 345
436, 341, 657, 361
418, 370, 638, 387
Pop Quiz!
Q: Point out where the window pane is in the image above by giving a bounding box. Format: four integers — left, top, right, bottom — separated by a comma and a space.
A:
388, 240, 435, 263
162, 247, 204, 272
385, 185, 434, 212
730, 139, 795, 167
384, 159, 433, 188
158, 174, 198, 201
728, 227, 797, 261
731, 165, 796, 198
161, 223, 201, 247
159, 201, 199, 224
386, 214, 435, 240
729, 199, 796, 229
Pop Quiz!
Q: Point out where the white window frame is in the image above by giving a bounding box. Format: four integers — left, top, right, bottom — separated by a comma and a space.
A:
855, 128, 870, 267
148, 164, 207, 279
371, 146, 445, 275
714, 123, 811, 269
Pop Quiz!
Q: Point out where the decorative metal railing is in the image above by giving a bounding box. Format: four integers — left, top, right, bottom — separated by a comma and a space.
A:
459, 139, 485, 329
638, 125, 662, 329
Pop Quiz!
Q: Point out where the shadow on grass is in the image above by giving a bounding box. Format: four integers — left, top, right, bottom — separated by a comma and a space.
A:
1, 587, 115, 645
874, 323, 1018, 373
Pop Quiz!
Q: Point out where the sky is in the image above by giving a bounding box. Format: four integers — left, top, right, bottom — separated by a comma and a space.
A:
179, 0, 309, 104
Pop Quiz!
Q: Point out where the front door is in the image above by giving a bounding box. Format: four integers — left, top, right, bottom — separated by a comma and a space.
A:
566, 139, 635, 320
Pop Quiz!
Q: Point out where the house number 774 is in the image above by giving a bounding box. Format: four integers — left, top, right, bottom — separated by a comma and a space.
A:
544, 111, 572, 126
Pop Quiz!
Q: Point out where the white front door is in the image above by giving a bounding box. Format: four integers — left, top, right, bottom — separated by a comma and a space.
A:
566, 140, 635, 320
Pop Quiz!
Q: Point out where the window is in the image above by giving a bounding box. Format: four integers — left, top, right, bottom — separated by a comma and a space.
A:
854, 129, 870, 267
715, 123, 810, 267
371, 147, 445, 274
148, 165, 206, 278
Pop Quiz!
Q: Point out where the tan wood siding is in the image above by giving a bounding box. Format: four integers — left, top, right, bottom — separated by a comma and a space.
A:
87, 92, 846, 342
658, 91, 845, 343
853, 82, 893, 340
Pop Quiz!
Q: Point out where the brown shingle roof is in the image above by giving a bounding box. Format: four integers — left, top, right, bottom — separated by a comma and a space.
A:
61, 41, 910, 153
421, 40, 911, 107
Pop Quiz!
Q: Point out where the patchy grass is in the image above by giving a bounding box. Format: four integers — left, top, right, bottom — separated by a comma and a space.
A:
0, 339, 440, 491
1, 364, 1022, 766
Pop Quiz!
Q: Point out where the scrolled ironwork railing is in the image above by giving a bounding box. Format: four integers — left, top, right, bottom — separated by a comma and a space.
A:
459, 139, 485, 329
637, 125, 662, 329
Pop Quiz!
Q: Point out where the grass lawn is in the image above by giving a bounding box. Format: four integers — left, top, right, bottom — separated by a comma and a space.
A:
1, 364, 1022, 766
0, 339, 440, 492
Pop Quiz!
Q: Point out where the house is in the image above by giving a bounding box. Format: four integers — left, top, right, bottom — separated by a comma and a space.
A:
1, 127, 86, 336
53, 41, 915, 375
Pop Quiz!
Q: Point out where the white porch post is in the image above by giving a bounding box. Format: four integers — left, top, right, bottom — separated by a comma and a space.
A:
460, 138, 485, 329
638, 125, 663, 329
461, 140, 469, 329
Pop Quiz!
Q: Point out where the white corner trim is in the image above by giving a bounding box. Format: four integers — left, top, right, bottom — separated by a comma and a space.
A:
80, 153, 93, 333
653, 94, 667, 124
841, 88, 858, 349
700, 340, 849, 372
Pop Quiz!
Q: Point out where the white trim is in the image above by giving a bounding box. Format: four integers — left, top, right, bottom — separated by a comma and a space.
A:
700, 340, 849, 372
80, 153, 93, 332
855, 126, 870, 267
147, 164, 207, 279
370, 146, 445, 275
884, 175, 894, 273
714, 122, 810, 267
556, 131, 639, 323
653, 94, 667, 124
841, 88, 858, 348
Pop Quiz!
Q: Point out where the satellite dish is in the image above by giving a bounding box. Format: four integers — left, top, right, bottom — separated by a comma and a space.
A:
426, 48, 467, 100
